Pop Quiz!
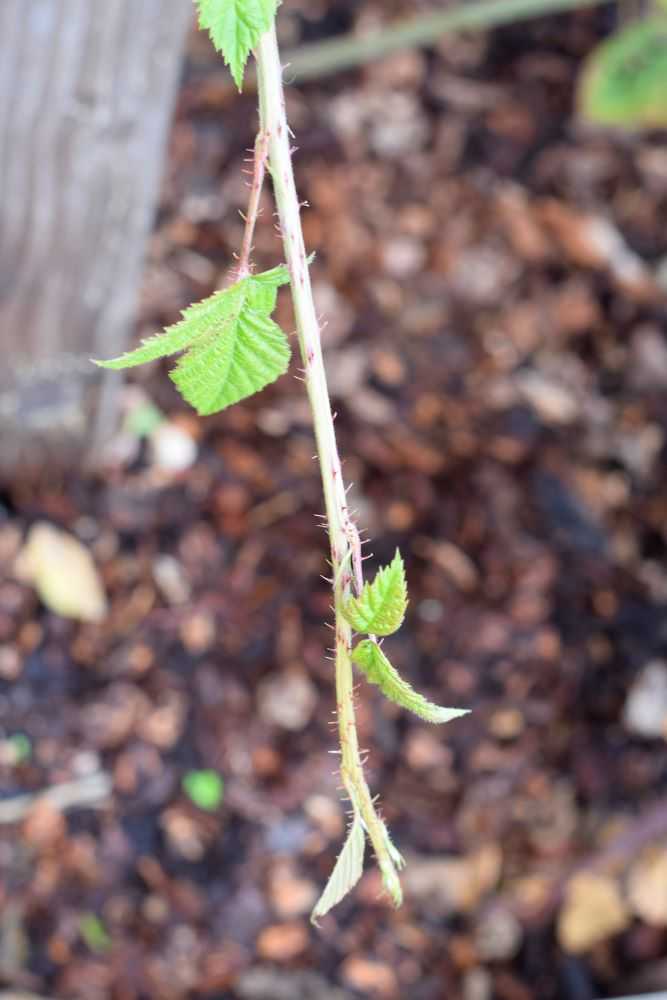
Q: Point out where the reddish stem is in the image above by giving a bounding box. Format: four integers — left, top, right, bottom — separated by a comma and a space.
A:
235, 130, 269, 279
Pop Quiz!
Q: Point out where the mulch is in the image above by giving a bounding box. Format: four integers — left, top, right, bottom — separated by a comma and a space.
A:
1, 2, 667, 998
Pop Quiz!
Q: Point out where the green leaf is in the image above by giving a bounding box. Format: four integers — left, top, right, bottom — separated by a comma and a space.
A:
183, 769, 225, 811
95, 267, 291, 416
379, 820, 405, 871
195, 0, 279, 90
578, 16, 667, 127
8, 733, 32, 764
125, 400, 164, 439
377, 821, 405, 907
79, 914, 111, 954
311, 811, 365, 924
342, 549, 407, 636
352, 639, 469, 725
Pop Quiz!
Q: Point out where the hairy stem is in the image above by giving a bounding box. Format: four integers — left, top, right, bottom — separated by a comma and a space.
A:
255, 24, 401, 903
236, 130, 269, 279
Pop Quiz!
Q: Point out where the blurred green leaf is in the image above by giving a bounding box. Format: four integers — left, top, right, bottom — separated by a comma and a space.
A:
8, 733, 31, 764
183, 769, 224, 811
578, 16, 667, 127
125, 400, 164, 439
79, 914, 111, 953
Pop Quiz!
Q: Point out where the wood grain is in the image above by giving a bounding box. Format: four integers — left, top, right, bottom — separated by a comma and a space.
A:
0, 0, 191, 471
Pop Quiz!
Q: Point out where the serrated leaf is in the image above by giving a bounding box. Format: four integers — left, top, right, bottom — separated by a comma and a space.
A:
95, 268, 291, 416
578, 16, 667, 128
311, 812, 365, 924
342, 549, 407, 636
195, 0, 278, 90
352, 639, 469, 725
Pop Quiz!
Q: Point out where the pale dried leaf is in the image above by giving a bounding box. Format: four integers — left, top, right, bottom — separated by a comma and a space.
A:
15, 523, 107, 624
311, 813, 365, 924
627, 847, 667, 926
557, 873, 629, 953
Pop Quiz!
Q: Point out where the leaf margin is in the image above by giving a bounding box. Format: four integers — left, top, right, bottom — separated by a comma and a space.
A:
342, 548, 408, 636
352, 638, 469, 725
310, 810, 366, 925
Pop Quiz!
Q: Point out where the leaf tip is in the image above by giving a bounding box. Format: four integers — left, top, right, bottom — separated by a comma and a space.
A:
380, 865, 403, 908
232, 65, 245, 92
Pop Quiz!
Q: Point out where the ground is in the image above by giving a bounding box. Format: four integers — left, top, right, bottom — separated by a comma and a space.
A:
1, 2, 667, 998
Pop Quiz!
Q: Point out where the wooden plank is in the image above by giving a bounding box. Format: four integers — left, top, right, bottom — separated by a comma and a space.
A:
0, 0, 191, 472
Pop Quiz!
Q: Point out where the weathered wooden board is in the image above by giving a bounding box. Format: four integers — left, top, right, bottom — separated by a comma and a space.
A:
0, 0, 191, 472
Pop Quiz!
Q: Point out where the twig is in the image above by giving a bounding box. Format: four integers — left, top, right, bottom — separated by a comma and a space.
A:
496, 797, 667, 925
0, 772, 111, 824
0, 994, 58, 1000
261, 0, 613, 84
235, 130, 269, 279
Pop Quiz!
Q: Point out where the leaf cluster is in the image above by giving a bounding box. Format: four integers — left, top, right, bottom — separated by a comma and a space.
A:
313, 551, 468, 921
342, 548, 467, 726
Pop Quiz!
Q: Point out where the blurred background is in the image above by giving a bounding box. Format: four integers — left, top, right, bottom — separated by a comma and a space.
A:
1, 1, 667, 997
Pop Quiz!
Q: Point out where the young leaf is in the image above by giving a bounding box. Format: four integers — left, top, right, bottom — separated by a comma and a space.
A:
342, 549, 407, 636
311, 812, 365, 925
195, 0, 278, 90
377, 821, 405, 907
578, 16, 667, 128
95, 268, 291, 416
352, 639, 469, 725
380, 820, 405, 872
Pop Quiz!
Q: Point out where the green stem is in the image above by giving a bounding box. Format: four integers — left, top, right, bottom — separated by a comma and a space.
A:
283, 0, 612, 82
255, 24, 402, 904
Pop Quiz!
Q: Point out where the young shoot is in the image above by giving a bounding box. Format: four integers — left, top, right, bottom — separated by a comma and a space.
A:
95, 0, 468, 921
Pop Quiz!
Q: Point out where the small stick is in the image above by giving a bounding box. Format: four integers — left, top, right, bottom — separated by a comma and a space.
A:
235, 130, 269, 279
0, 772, 111, 824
